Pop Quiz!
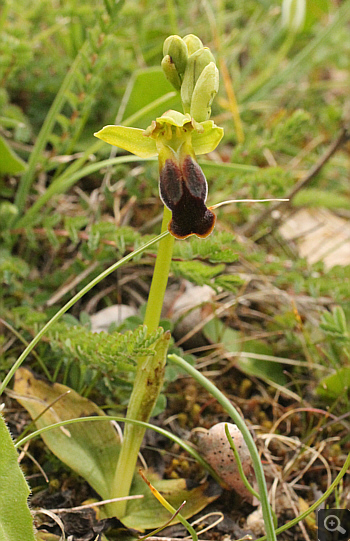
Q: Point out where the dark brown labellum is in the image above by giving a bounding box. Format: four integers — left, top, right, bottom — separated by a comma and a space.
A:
159, 155, 216, 239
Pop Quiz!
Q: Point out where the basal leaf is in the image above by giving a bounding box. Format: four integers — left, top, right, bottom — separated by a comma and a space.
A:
14, 368, 120, 503
119, 67, 180, 128
14, 369, 221, 530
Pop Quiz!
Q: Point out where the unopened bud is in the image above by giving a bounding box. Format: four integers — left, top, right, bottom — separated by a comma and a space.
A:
281, 0, 306, 32
190, 62, 219, 122
181, 47, 216, 114
161, 55, 182, 91
183, 34, 203, 55
162, 35, 188, 82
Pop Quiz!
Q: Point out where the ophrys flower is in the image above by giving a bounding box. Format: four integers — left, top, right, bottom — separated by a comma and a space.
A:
94, 109, 224, 239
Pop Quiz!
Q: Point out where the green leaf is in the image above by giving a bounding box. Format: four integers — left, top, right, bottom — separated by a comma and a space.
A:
0, 413, 35, 541
14, 368, 121, 503
320, 306, 349, 339
14, 369, 221, 529
0, 202, 19, 231
304, 0, 331, 31
94, 125, 157, 158
316, 367, 350, 400
0, 135, 27, 175
120, 67, 180, 128
214, 274, 245, 293
203, 318, 287, 385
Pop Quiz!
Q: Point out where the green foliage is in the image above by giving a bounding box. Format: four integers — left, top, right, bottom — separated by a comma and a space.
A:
0, 414, 35, 541
314, 307, 350, 404
316, 367, 350, 400
270, 109, 313, 151
1, 2, 350, 537
50, 323, 163, 370
214, 274, 245, 293
203, 318, 287, 386
320, 306, 349, 341
119, 67, 180, 128
172, 260, 225, 286
0, 249, 29, 290
173, 231, 239, 263
293, 189, 350, 209
0, 135, 26, 175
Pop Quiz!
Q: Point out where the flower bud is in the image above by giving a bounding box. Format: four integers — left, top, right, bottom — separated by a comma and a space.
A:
281, 0, 306, 32
162, 35, 188, 83
190, 62, 219, 122
183, 34, 203, 55
161, 55, 182, 91
181, 47, 216, 114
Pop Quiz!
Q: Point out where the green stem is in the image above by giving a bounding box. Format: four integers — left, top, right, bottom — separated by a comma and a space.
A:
110, 331, 171, 518
168, 354, 277, 541
0, 231, 168, 397
110, 206, 175, 518
144, 206, 175, 332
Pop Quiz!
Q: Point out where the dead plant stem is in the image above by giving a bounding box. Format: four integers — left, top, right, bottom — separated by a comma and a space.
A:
242, 126, 350, 237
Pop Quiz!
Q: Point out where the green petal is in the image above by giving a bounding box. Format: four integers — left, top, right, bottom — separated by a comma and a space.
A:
155, 110, 192, 128
94, 125, 157, 158
192, 121, 224, 155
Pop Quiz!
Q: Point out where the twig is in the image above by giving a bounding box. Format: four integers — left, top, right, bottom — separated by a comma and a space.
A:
241, 126, 350, 237
46, 495, 143, 513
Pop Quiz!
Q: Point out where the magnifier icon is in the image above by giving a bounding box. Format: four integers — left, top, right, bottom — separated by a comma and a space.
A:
324, 514, 346, 534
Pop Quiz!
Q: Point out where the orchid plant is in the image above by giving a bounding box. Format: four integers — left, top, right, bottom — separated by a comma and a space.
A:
94, 33, 225, 517
94, 34, 286, 522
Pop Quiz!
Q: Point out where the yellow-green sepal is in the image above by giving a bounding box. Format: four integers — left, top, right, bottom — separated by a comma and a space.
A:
191, 120, 224, 155
94, 125, 157, 158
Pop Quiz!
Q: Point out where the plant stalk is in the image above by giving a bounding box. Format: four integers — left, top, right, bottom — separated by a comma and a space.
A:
109, 331, 171, 518
144, 206, 175, 332
110, 206, 175, 517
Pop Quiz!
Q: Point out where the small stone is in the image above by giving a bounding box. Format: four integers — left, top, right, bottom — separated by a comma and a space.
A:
196, 422, 256, 502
